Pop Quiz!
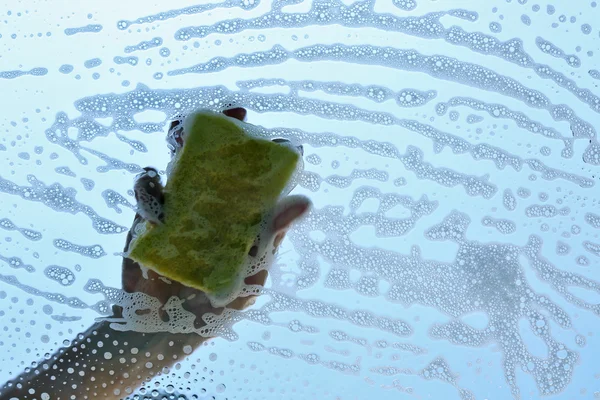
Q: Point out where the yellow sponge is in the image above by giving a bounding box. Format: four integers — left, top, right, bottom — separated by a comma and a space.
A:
127, 111, 299, 294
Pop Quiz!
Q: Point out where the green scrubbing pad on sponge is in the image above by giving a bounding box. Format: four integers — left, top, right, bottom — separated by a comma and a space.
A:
126, 111, 300, 295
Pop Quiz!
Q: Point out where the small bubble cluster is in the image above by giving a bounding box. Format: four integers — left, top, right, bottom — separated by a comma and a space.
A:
503, 189, 517, 211
392, 0, 417, 11
0, 254, 35, 272
113, 56, 139, 66
583, 241, 600, 257
124, 37, 163, 53
517, 187, 531, 198
102, 189, 135, 213
0, 68, 49, 79
324, 169, 388, 189
575, 255, 590, 266
481, 216, 517, 234
556, 241, 570, 255
80, 178, 95, 191
471, 143, 522, 170
84, 58, 102, 69
536, 37, 581, 68
54, 166, 76, 177
584, 213, 600, 229
582, 140, 600, 165
53, 238, 106, 259
466, 114, 484, 124
58, 64, 74, 74
43, 265, 76, 286
540, 146, 551, 156
64, 24, 103, 36
489, 22, 502, 33
0, 218, 42, 241
525, 204, 566, 218
448, 9, 478, 21
396, 89, 437, 107
521, 14, 532, 26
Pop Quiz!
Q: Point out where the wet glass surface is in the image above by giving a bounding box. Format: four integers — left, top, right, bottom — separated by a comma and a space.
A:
1, 1, 600, 399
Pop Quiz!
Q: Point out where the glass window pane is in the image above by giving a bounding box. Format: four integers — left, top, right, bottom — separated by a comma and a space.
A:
1, 1, 599, 399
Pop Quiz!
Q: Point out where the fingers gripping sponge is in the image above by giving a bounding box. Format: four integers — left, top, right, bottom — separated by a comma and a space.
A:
126, 111, 299, 295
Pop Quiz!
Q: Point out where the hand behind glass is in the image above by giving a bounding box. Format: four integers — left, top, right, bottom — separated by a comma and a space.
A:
119, 107, 309, 326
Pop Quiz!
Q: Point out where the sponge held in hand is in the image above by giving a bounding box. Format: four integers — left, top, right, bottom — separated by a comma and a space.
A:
126, 111, 300, 295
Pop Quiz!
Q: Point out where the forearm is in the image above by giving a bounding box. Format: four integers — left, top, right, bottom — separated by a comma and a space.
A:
0, 319, 209, 400
0, 200, 268, 399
